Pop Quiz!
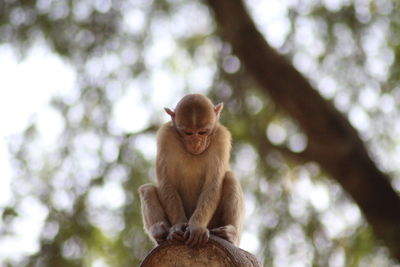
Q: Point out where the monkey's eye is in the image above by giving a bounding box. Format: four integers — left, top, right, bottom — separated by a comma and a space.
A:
184, 131, 193, 136
198, 130, 208, 135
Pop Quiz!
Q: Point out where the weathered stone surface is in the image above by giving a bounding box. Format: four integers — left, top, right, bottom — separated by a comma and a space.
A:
140, 235, 263, 267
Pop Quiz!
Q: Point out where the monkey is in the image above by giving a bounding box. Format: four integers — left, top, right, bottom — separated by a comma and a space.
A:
138, 94, 244, 248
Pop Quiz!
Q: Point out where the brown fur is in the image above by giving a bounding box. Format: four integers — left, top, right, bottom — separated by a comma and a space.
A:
139, 94, 244, 247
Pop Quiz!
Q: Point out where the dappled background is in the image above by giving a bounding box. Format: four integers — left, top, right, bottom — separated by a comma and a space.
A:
1, 0, 400, 266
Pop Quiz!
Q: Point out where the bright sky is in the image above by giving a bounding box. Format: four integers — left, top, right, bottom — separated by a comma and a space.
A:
0, 43, 75, 259
0, 44, 73, 204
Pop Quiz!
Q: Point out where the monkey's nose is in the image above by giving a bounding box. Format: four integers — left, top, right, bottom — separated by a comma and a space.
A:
191, 141, 202, 151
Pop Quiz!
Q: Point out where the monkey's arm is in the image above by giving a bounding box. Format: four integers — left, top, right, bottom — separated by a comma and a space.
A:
184, 168, 223, 247
189, 170, 223, 227
158, 180, 188, 225
157, 179, 189, 242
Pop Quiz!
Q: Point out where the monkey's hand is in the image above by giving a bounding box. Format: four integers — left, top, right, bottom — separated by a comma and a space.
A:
150, 222, 170, 244
184, 224, 210, 248
167, 222, 187, 242
210, 224, 238, 244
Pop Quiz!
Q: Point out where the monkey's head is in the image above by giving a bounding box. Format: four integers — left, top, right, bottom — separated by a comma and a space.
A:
165, 94, 223, 155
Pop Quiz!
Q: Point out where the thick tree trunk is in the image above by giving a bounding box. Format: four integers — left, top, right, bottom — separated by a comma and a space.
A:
140, 235, 263, 267
206, 0, 400, 261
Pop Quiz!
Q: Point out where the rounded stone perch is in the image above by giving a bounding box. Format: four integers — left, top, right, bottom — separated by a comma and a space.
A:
140, 235, 263, 267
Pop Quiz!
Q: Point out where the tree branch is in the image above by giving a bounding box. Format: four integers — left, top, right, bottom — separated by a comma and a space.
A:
206, 0, 400, 261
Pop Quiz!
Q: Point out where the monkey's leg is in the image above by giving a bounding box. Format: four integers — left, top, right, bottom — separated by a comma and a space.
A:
138, 184, 170, 244
209, 171, 244, 246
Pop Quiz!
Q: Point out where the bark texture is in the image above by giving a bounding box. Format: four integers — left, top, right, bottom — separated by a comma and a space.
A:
140, 235, 262, 267
206, 0, 400, 261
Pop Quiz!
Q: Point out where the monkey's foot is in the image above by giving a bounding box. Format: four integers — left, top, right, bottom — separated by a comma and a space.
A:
167, 222, 188, 242
210, 225, 237, 245
150, 222, 170, 244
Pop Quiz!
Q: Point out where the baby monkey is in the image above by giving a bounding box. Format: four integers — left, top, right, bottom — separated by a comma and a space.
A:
139, 94, 244, 248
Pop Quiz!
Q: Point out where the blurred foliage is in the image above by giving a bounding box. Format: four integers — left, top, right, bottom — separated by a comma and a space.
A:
1, 0, 400, 266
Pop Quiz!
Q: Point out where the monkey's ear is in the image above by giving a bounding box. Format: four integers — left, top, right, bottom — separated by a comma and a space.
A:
164, 108, 175, 118
214, 103, 224, 119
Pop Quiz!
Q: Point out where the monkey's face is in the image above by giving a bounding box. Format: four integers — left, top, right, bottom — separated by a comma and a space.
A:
179, 128, 212, 155
165, 94, 223, 155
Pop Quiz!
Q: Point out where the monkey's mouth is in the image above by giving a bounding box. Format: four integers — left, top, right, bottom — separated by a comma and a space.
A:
183, 135, 212, 155
186, 141, 210, 155
187, 145, 207, 155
